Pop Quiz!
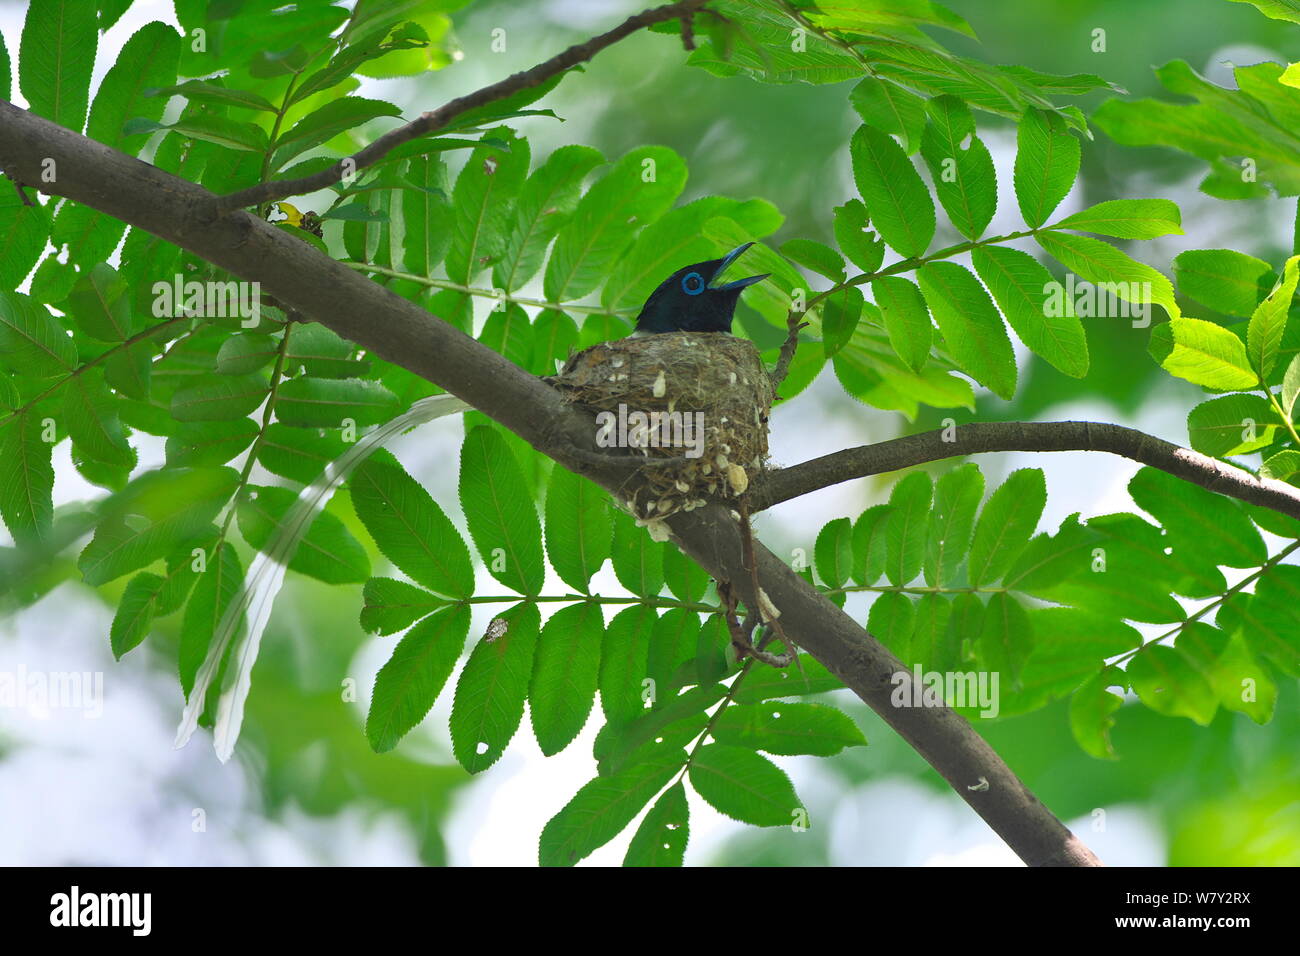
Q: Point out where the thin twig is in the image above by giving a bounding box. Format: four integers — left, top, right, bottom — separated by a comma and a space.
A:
213, 0, 711, 213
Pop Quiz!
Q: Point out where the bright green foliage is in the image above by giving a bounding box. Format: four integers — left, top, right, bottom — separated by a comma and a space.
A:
4, 0, 1300, 870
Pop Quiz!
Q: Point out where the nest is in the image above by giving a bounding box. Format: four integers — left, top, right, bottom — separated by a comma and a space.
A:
551, 332, 774, 535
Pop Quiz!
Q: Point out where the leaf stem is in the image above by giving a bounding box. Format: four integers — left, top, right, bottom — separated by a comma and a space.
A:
341, 261, 635, 316
0, 315, 189, 426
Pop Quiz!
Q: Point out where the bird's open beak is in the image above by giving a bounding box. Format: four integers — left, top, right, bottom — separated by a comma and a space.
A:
710, 242, 770, 291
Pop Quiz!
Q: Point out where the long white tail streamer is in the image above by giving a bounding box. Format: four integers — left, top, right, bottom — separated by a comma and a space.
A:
174, 393, 470, 761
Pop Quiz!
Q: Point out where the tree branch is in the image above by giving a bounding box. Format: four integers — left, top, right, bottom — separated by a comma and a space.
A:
0, 101, 1099, 867
213, 0, 711, 213
750, 420, 1300, 521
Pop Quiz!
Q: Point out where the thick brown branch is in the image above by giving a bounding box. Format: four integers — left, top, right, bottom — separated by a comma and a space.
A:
750, 420, 1300, 521
0, 101, 1099, 867
214, 0, 710, 213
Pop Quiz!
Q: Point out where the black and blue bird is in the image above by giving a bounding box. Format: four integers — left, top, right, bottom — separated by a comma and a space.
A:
633, 242, 769, 334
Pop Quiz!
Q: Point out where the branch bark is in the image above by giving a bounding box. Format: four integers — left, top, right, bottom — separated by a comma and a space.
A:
214, 0, 710, 213
0, 101, 1099, 866
750, 420, 1300, 519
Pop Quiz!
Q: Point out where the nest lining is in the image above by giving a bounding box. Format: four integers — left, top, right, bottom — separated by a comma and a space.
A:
552, 332, 774, 533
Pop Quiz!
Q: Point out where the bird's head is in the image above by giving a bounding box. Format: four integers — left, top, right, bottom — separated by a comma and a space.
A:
633, 243, 770, 335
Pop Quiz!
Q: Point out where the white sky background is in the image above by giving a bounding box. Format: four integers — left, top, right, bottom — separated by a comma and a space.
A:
3, 0, 1291, 866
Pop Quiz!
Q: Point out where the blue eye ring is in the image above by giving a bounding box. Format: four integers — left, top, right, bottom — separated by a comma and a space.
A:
681, 271, 705, 296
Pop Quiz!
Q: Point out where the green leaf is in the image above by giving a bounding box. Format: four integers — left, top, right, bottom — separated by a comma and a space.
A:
285, 323, 365, 379
545, 146, 688, 301
689, 744, 801, 828
979, 593, 1034, 687
832, 199, 885, 274
1128, 645, 1218, 726
495, 144, 604, 293
594, 682, 722, 773
271, 97, 402, 169
1128, 466, 1267, 568
713, 702, 866, 756
663, 547, 709, 604
110, 571, 162, 659
782, 238, 845, 283
258, 423, 348, 483
275, 376, 400, 427
359, 577, 447, 635
849, 76, 926, 153
0, 411, 55, 542
1282, 353, 1300, 420
178, 541, 243, 696
821, 285, 864, 359
366, 604, 470, 753
0, 290, 77, 377
1010, 515, 1187, 624
851, 504, 891, 586
609, 511, 665, 598
170, 375, 268, 422
912, 592, 959, 673
237, 485, 369, 584
79, 467, 238, 586
868, 590, 915, 656
155, 79, 277, 113
530, 601, 604, 756
539, 746, 684, 867
1177, 623, 1277, 724
1035, 230, 1180, 320
352, 456, 474, 600
1186, 394, 1277, 456
1229, 0, 1300, 22
646, 607, 703, 695
1235, 566, 1300, 675
450, 601, 539, 773
153, 114, 269, 152
971, 245, 1088, 378
814, 517, 853, 588
1262, 449, 1300, 482
1011, 609, 1140, 712
216, 332, 279, 375
1094, 59, 1300, 198
871, 276, 931, 371
623, 782, 689, 867
850, 125, 934, 258
1069, 669, 1124, 760
687, 17, 864, 85
1156, 317, 1258, 390
64, 368, 133, 467
1173, 249, 1274, 317
925, 463, 983, 587
445, 129, 531, 285
544, 466, 612, 593
1050, 199, 1182, 240
20, 0, 98, 132
732, 654, 842, 702
916, 261, 1017, 399
1013, 108, 1079, 228
396, 155, 453, 279
968, 468, 1045, 587
1247, 255, 1300, 379
459, 425, 544, 595
0, 182, 49, 290
599, 604, 655, 724
885, 471, 932, 586
919, 95, 997, 240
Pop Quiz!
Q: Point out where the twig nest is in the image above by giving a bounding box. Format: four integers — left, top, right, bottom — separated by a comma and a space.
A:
552, 332, 774, 526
